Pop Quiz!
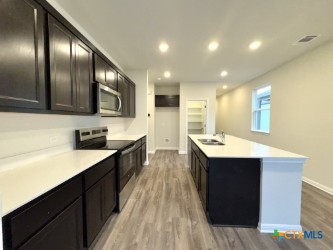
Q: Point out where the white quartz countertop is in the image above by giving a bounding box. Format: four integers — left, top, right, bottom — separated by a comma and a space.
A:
107, 133, 146, 141
189, 134, 307, 160
0, 150, 116, 216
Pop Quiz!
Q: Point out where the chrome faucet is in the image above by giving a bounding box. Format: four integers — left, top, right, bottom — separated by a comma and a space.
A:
218, 130, 225, 143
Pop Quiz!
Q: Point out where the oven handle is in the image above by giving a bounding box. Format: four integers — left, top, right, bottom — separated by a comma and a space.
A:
121, 144, 136, 155
117, 96, 122, 112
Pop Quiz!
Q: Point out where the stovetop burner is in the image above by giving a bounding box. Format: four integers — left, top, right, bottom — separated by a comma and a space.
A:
75, 127, 135, 151
104, 140, 135, 151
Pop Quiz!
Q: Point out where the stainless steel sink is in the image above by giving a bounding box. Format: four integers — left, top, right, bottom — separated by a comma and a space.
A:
198, 139, 224, 145
198, 139, 219, 143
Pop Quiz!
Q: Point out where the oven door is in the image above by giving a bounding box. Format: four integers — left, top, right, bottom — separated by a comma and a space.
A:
96, 83, 122, 116
119, 144, 136, 191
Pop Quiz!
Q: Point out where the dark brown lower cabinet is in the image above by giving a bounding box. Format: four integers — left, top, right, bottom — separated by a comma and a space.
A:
18, 198, 83, 250
2, 176, 83, 249
85, 179, 104, 247
190, 151, 200, 189
190, 151, 196, 179
141, 142, 146, 166
2, 156, 118, 249
134, 137, 147, 177
135, 147, 141, 175
195, 156, 200, 188
199, 163, 207, 211
103, 169, 117, 219
84, 167, 116, 247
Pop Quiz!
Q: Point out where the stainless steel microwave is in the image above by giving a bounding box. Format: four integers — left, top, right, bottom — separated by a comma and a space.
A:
96, 83, 122, 116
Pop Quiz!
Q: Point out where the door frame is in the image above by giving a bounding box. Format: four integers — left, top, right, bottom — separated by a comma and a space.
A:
185, 98, 208, 153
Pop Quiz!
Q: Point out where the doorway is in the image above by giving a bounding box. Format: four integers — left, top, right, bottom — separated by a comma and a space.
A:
187, 100, 207, 135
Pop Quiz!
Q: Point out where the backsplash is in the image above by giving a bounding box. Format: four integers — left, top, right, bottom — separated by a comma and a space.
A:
0, 112, 129, 168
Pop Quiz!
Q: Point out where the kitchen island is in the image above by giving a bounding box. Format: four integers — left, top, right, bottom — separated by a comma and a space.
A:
188, 134, 308, 233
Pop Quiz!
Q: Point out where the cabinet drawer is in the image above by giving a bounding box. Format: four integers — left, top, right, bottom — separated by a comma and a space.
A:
84, 156, 115, 190
131, 139, 141, 151
7, 176, 82, 248
199, 151, 208, 170
141, 136, 146, 144
18, 197, 83, 250
191, 142, 200, 157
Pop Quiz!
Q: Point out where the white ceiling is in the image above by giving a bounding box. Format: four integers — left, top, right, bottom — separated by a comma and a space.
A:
53, 0, 333, 95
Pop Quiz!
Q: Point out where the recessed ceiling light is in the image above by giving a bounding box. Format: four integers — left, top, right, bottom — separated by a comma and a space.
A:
157, 77, 162, 80
249, 40, 262, 50
164, 71, 171, 78
220, 70, 228, 77
222, 85, 228, 89
208, 42, 219, 51
159, 43, 169, 52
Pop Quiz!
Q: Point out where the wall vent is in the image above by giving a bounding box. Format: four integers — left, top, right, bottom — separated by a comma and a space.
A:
295, 35, 319, 44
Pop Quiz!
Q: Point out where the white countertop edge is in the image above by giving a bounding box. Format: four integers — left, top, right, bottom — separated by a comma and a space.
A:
261, 157, 307, 164
107, 133, 146, 141
0, 144, 73, 173
189, 134, 308, 160
0, 150, 117, 216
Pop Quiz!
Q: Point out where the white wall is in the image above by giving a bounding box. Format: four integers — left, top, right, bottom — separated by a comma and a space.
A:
155, 85, 179, 95
216, 40, 333, 193
155, 108, 179, 149
147, 83, 155, 153
154, 85, 180, 150
0, 113, 129, 168
179, 82, 216, 153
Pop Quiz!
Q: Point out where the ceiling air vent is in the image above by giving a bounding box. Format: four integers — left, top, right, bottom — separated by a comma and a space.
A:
295, 35, 319, 44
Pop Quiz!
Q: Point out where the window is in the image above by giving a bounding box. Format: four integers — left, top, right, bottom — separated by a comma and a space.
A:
252, 85, 271, 133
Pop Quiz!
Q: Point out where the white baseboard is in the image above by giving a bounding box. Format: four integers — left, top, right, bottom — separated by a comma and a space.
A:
303, 176, 333, 195
258, 223, 302, 233
178, 150, 187, 155
144, 160, 149, 165
155, 147, 179, 150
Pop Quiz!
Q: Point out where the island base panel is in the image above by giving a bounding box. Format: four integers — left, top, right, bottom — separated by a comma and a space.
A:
208, 158, 261, 227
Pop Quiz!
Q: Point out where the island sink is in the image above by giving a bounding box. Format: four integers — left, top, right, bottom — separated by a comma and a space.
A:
198, 139, 224, 145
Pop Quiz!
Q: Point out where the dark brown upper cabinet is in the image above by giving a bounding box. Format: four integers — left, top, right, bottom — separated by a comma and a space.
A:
155, 95, 180, 107
94, 54, 117, 90
48, 15, 76, 112
76, 40, 93, 113
117, 74, 136, 118
117, 74, 129, 117
0, 0, 46, 110
129, 82, 136, 117
48, 15, 93, 113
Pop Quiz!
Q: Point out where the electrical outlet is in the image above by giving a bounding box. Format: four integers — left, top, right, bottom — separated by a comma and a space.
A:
50, 135, 59, 144
165, 138, 169, 142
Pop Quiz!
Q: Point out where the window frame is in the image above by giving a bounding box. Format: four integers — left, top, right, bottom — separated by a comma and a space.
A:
251, 84, 271, 134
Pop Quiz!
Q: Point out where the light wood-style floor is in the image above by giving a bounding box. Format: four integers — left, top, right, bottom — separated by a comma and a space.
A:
92, 150, 333, 250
